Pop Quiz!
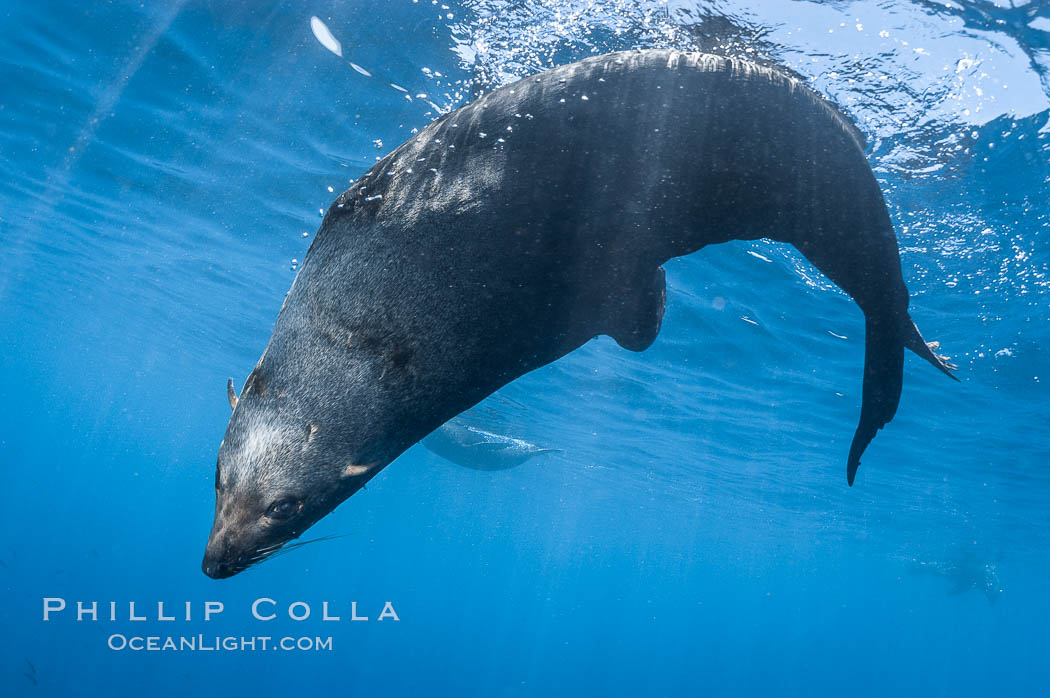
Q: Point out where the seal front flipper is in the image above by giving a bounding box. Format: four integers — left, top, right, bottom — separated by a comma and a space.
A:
847, 313, 905, 486
603, 266, 666, 352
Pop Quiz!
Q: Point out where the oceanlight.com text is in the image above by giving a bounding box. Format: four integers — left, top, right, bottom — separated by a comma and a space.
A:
106, 634, 334, 652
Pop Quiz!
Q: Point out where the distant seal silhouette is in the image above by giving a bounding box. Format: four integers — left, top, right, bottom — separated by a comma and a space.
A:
910, 557, 1003, 605
422, 419, 558, 471
202, 50, 956, 578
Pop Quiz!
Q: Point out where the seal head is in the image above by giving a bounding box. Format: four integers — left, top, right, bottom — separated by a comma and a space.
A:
202, 364, 383, 578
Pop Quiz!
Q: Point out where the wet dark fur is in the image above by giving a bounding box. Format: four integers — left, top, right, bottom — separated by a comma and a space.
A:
203, 50, 954, 578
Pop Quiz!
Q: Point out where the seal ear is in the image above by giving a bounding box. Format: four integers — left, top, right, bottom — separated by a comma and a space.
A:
227, 378, 238, 411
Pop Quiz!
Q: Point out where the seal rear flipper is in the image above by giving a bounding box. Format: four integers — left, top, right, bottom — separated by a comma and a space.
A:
604, 266, 666, 352
847, 314, 905, 486
905, 316, 959, 380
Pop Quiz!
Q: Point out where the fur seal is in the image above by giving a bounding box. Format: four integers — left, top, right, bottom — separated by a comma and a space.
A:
910, 557, 1003, 605
422, 419, 559, 471
202, 50, 956, 578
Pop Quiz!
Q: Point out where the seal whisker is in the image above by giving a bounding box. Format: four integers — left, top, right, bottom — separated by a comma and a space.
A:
279, 534, 347, 550
260, 535, 348, 563
229, 537, 342, 573
253, 543, 285, 555
239, 551, 278, 571
247, 546, 282, 561
238, 545, 286, 570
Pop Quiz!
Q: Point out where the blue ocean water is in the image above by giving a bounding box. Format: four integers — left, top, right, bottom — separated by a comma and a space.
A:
1, 0, 1048, 694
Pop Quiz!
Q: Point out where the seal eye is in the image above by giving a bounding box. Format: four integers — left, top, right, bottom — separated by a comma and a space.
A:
266, 498, 303, 521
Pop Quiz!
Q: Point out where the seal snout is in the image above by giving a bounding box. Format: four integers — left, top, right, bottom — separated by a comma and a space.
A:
202, 538, 237, 579
203, 518, 288, 579
201, 556, 235, 580
202, 524, 249, 579
202, 542, 261, 579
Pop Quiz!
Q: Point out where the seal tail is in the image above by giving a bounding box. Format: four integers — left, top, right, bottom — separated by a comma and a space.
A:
847, 313, 958, 486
